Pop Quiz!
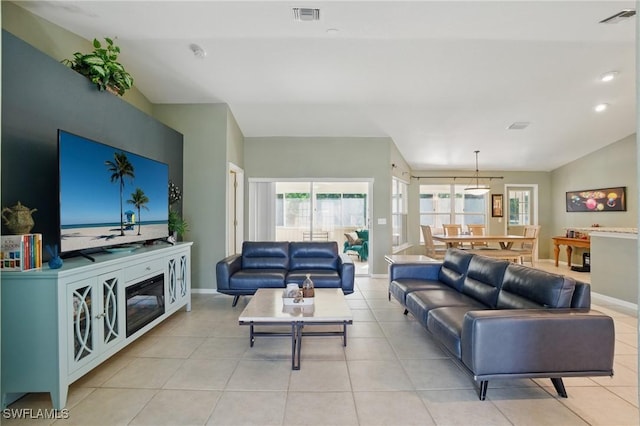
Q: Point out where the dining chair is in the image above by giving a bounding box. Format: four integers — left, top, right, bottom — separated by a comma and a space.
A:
443, 224, 463, 248
512, 225, 541, 265
467, 224, 489, 249
421, 225, 447, 259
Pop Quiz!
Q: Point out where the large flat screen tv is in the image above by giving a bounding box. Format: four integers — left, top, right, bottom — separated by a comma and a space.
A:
58, 130, 169, 254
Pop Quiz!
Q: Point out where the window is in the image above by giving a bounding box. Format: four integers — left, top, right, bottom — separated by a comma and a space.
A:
392, 178, 408, 248
508, 190, 531, 225
419, 184, 487, 241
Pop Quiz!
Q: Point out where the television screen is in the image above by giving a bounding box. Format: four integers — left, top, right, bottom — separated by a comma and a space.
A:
58, 130, 169, 254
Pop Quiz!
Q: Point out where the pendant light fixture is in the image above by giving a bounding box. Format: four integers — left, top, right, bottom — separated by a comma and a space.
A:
465, 150, 491, 195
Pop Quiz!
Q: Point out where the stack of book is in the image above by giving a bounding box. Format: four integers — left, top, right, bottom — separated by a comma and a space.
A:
1, 233, 43, 271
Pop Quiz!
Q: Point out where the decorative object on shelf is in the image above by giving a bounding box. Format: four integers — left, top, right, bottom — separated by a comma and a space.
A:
566, 186, 626, 212
61, 37, 134, 96
465, 150, 491, 195
1, 233, 42, 271
168, 210, 189, 239
168, 180, 188, 239
491, 194, 503, 217
46, 244, 63, 269
2, 201, 37, 234
302, 274, 315, 298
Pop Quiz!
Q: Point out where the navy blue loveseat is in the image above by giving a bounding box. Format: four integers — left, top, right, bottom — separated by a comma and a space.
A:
216, 241, 355, 306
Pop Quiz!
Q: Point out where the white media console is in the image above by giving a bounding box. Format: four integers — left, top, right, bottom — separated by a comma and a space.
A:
1, 242, 192, 409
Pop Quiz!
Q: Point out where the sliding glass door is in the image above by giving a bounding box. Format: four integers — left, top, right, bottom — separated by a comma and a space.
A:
249, 179, 371, 275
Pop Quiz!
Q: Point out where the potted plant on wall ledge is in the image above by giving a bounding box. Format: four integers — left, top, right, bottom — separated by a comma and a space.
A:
168, 181, 188, 240
61, 37, 134, 96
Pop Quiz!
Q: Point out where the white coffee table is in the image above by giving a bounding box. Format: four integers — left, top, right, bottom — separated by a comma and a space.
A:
238, 288, 353, 370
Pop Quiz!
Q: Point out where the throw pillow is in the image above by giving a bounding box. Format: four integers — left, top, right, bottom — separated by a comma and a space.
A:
345, 232, 362, 245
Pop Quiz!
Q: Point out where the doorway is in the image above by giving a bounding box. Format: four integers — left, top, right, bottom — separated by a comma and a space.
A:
249, 179, 372, 276
505, 184, 538, 235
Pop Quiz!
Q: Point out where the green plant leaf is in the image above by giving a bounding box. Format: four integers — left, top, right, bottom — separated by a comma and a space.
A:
105, 37, 114, 45
93, 38, 101, 49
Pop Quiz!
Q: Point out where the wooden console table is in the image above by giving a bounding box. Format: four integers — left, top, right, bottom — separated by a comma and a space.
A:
552, 237, 590, 267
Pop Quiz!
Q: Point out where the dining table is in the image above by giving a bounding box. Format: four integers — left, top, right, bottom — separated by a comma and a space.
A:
432, 234, 536, 250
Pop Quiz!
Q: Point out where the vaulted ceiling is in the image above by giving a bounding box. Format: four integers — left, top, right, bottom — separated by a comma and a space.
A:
15, 1, 637, 171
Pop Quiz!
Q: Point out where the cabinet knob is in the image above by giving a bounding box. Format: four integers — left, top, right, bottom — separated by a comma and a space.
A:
96, 312, 106, 319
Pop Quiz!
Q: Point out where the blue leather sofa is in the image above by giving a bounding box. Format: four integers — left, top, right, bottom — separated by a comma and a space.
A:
389, 248, 615, 400
216, 241, 355, 306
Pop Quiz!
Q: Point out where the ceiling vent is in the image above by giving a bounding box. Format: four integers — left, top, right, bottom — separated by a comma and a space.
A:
599, 9, 636, 24
507, 122, 530, 130
293, 8, 320, 21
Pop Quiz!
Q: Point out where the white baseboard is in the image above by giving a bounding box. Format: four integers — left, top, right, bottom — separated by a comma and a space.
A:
191, 288, 219, 294
591, 291, 638, 312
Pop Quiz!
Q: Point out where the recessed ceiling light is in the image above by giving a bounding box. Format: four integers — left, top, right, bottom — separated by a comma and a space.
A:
599, 9, 636, 24
326, 28, 340, 35
594, 103, 609, 112
600, 71, 618, 82
507, 122, 530, 130
189, 43, 206, 58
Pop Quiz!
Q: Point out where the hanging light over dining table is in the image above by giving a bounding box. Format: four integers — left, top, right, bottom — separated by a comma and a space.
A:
465, 150, 491, 195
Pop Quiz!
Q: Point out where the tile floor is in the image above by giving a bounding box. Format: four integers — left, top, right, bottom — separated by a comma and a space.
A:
5, 261, 639, 425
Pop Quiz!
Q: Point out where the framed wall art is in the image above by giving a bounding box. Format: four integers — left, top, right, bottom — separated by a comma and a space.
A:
492, 194, 503, 217
566, 187, 626, 212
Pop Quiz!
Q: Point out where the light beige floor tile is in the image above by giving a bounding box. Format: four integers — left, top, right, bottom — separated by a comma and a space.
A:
554, 386, 640, 425
346, 299, 370, 310
419, 389, 511, 425
300, 337, 347, 361
613, 340, 636, 356
288, 360, 351, 391
354, 391, 435, 425
347, 321, 385, 338
136, 336, 205, 358
163, 358, 239, 390
400, 358, 474, 390
371, 308, 415, 322
242, 336, 295, 360
488, 387, 589, 425
607, 386, 639, 408
617, 331, 638, 349
615, 354, 639, 372
350, 309, 377, 322
348, 360, 414, 391
72, 354, 136, 387
591, 362, 637, 387
226, 360, 292, 391
129, 389, 220, 425
212, 321, 250, 338
345, 337, 398, 361
3, 393, 67, 426
386, 333, 449, 360
52, 388, 156, 425
189, 337, 250, 359
207, 391, 286, 425
118, 334, 163, 357
284, 391, 358, 426
101, 357, 184, 389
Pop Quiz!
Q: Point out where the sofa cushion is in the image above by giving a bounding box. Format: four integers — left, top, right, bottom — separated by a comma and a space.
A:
497, 264, 576, 309
389, 279, 454, 305
571, 281, 591, 309
229, 269, 287, 289
286, 270, 342, 287
461, 256, 509, 308
289, 242, 339, 270
241, 241, 290, 270
406, 289, 485, 327
438, 249, 474, 291
427, 306, 489, 358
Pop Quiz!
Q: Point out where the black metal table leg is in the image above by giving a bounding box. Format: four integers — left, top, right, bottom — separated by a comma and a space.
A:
249, 323, 255, 347
342, 321, 348, 346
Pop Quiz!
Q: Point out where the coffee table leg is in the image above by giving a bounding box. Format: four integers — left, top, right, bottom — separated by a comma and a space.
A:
343, 321, 348, 347
291, 322, 303, 370
249, 323, 255, 347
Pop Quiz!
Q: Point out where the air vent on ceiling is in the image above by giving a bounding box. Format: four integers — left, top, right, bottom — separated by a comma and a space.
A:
599, 9, 636, 24
293, 8, 320, 21
507, 122, 530, 130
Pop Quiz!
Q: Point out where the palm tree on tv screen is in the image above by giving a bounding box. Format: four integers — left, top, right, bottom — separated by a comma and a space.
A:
105, 152, 135, 236
127, 188, 149, 236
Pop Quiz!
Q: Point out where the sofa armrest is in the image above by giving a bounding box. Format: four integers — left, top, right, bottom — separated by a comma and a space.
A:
215, 254, 242, 291
461, 309, 615, 380
389, 263, 442, 281
338, 254, 355, 294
